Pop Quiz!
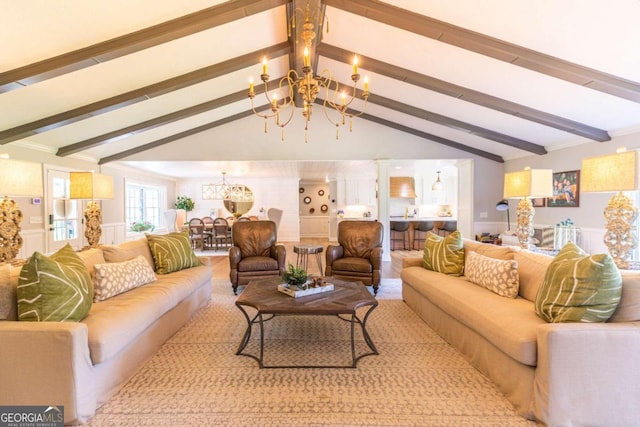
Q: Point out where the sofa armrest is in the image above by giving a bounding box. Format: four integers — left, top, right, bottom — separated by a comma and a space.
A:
0, 321, 96, 425
534, 322, 640, 427
325, 245, 344, 266
271, 244, 287, 275
370, 247, 382, 270
402, 257, 423, 269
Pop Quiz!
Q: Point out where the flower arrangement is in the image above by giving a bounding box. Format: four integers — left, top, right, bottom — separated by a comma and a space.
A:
130, 220, 155, 232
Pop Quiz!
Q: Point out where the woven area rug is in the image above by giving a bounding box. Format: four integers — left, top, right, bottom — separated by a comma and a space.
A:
87, 278, 535, 426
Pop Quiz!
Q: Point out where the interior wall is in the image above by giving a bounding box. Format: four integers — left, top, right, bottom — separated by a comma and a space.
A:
504, 130, 640, 229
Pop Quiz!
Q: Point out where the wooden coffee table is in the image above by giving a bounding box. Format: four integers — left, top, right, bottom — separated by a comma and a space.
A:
235, 276, 378, 368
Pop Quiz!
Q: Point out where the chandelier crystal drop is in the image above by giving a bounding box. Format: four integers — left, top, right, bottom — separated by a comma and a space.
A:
248, 1, 369, 142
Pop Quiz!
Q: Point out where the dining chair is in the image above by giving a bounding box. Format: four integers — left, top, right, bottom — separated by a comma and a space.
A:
212, 217, 231, 250
188, 218, 210, 250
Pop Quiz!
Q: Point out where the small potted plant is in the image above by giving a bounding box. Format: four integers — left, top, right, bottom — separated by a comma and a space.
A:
282, 263, 309, 289
130, 220, 155, 232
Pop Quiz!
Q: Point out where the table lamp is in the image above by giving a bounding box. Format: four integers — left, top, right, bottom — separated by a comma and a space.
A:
0, 158, 44, 263
70, 172, 114, 248
503, 168, 553, 248
581, 149, 638, 269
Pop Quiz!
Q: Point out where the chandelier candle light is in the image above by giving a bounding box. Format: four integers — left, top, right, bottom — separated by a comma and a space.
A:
503, 168, 553, 248
248, 1, 369, 142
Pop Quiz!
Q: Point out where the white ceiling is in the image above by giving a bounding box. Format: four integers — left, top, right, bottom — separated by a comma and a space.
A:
2, 0, 640, 179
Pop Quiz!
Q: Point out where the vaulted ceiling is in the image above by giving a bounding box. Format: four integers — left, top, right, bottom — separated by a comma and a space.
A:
2, 0, 640, 178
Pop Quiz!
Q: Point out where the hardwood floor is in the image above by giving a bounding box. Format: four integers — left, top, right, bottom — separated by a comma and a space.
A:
204, 238, 423, 280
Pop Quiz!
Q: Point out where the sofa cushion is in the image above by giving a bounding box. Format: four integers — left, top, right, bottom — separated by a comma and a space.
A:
609, 270, 640, 322
535, 242, 622, 323
17, 244, 93, 322
332, 257, 373, 273
423, 230, 465, 276
100, 238, 155, 269
402, 265, 543, 366
0, 263, 21, 320
514, 250, 554, 302
75, 248, 106, 277
93, 255, 157, 302
463, 239, 516, 261
238, 256, 279, 272
83, 264, 211, 364
145, 232, 200, 274
465, 251, 519, 298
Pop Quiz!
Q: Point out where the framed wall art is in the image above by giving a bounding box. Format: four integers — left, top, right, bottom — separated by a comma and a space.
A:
547, 170, 580, 207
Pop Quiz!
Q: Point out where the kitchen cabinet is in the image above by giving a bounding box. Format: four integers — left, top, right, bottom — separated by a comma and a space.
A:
345, 178, 376, 206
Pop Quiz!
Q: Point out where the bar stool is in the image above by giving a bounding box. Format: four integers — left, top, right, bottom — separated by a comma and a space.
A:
413, 221, 435, 250
390, 221, 410, 250
436, 221, 457, 236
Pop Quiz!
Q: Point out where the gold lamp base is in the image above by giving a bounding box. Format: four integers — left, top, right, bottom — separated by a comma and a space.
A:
515, 198, 534, 249
84, 201, 103, 248
0, 197, 24, 262
603, 192, 638, 269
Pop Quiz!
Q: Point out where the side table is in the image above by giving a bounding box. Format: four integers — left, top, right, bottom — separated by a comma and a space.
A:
293, 244, 324, 275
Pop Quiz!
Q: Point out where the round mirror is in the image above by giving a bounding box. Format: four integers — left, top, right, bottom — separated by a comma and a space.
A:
223, 185, 254, 217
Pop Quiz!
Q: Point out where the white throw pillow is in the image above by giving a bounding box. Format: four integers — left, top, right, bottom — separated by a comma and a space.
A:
465, 250, 519, 298
93, 255, 157, 302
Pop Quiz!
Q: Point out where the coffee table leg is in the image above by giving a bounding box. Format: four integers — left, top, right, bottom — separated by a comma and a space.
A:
235, 304, 253, 356
353, 303, 379, 365
235, 305, 267, 368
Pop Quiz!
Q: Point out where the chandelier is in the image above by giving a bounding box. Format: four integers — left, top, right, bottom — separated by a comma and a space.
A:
202, 172, 231, 200
248, 1, 369, 142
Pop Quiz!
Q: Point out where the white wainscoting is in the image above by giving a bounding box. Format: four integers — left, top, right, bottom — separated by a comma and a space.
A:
17, 229, 46, 258
300, 215, 329, 238
474, 221, 614, 255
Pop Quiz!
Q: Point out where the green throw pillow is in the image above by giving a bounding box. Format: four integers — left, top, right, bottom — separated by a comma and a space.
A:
422, 230, 465, 276
535, 242, 622, 323
17, 244, 93, 322
146, 231, 200, 274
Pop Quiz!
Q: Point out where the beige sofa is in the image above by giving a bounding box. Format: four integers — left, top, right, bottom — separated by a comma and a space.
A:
401, 239, 640, 427
0, 238, 212, 425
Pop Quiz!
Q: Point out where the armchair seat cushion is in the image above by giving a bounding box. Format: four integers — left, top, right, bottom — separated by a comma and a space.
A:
333, 257, 373, 274
238, 256, 279, 272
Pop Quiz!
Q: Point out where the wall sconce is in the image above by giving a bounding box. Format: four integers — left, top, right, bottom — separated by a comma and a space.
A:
432, 171, 443, 191
70, 172, 114, 248
503, 168, 553, 248
0, 158, 44, 262
581, 149, 638, 269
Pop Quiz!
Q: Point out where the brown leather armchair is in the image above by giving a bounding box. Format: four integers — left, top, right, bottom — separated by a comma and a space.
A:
325, 220, 383, 295
229, 220, 286, 294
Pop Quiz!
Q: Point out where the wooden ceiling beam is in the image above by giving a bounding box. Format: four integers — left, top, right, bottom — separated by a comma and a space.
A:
318, 44, 611, 142
0, 0, 289, 93
98, 106, 271, 164
359, 113, 504, 163
324, 0, 640, 103
358, 90, 547, 155
57, 80, 282, 156
0, 43, 291, 145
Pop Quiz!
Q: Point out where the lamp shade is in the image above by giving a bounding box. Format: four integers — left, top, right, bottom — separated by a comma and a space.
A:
581, 151, 638, 193
70, 172, 114, 200
0, 159, 44, 197
503, 169, 553, 199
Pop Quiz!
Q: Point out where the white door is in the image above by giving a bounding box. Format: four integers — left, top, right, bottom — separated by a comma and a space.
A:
47, 169, 83, 252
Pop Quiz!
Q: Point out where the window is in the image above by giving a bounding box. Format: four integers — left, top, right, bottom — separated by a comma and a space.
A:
125, 181, 165, 230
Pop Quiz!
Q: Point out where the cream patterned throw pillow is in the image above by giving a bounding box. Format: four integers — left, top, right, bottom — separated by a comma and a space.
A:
93, 255, 157, 302
535, 242, 622, 323
146, 231, 200, 274
465, 251, 519, 298
423, 230, 465, 276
